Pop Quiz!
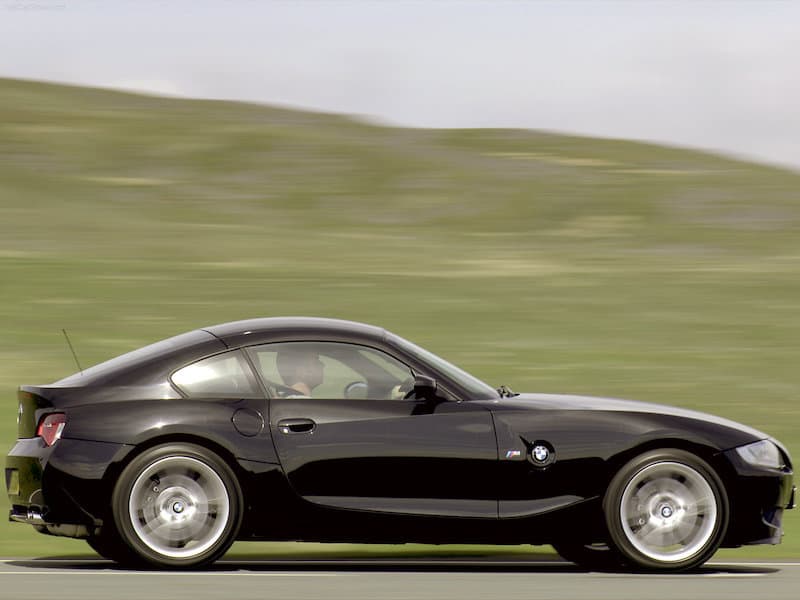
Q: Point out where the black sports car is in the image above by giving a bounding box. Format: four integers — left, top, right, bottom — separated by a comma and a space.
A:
5, 317, 795, 571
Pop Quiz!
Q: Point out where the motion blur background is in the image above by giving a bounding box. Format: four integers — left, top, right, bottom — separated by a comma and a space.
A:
1, 1, 798, 558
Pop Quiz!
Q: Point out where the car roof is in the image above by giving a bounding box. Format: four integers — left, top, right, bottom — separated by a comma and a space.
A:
52, 317, 390, 388
203, 317, 387, 348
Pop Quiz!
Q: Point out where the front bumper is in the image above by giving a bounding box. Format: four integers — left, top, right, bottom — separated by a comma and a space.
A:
721, 446, 795, 547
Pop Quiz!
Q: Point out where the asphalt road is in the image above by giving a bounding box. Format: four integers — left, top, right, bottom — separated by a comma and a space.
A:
0, 557, 797, 600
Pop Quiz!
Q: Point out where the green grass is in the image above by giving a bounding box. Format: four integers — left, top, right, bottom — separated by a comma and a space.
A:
1, 78, 799, 559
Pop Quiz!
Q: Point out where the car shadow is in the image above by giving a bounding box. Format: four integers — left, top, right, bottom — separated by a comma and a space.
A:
6, 556, 780, 575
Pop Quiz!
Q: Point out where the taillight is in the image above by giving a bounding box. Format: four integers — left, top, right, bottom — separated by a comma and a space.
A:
36, 413, 66, 447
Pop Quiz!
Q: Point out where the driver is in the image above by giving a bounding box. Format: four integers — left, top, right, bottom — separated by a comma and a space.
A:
276, 346, 324, 397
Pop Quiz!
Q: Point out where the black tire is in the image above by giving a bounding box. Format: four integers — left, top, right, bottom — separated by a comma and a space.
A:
111, 443, 243, 569
551, 540, 624, 571
86, 530, 137, 563
603, 449, 729, 572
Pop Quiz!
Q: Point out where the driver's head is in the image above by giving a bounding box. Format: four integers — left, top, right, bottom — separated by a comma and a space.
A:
276, 346, 324, 391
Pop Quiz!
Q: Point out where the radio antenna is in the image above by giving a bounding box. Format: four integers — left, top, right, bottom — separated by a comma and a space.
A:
62, 329, 83, 375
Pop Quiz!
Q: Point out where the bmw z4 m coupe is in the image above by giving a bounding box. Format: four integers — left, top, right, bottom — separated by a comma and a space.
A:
5, 317, 795, 570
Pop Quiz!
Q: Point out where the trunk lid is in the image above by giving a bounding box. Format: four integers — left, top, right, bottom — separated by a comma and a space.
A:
16, 386, 57, 439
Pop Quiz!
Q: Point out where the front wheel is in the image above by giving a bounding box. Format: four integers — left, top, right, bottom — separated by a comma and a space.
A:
604, 449, 729, 572
112, 443, 243, 569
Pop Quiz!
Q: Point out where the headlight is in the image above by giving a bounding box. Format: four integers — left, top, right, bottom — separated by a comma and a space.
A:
735, 440, 784, 469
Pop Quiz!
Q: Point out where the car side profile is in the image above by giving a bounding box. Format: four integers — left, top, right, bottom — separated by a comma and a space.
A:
5, 317, 795, 571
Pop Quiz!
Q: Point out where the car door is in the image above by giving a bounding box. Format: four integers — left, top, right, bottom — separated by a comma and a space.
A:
247, 341, 499, 518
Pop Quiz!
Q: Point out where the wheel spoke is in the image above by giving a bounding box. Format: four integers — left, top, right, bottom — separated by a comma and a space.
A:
144, 518, 187, 542
637, 522, 661, 542
680, 498, 713, 516
673, 516, 700, 545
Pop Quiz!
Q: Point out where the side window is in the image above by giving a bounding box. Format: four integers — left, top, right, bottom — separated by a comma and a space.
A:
172, 351, 258, 398
358, 347, 411, 381
247, 342, 413, 400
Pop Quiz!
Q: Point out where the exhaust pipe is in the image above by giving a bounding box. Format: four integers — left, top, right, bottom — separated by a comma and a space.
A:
9, 507, 46, 525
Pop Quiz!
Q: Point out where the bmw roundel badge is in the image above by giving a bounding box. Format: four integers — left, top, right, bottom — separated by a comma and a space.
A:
530, 442, 556, 466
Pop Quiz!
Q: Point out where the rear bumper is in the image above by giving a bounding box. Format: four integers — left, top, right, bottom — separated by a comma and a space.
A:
8, 504, 94, 538
721, 448, 795, 547
6, 436, 130, 538
6, 437, 49, 515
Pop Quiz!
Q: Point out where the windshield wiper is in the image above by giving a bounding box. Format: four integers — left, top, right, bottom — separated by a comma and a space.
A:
496, 385, 518, 398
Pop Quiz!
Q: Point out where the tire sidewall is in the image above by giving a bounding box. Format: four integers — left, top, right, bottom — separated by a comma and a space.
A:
551, 540, 624, 571
603, 449, 729, 572
112, 443, 243, 569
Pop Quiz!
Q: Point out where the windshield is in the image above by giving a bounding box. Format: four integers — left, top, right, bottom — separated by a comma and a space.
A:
388, 333, 499, 399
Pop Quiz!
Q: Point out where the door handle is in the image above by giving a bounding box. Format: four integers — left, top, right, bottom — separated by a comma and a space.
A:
277, 418, 316, 435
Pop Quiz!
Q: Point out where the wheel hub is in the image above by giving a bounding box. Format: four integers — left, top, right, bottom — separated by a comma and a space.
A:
153, 485, 197, 523
653, 496, 680, 523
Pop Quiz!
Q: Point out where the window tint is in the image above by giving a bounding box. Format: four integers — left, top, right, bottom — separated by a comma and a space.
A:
247, 342, 413, 400
172, 351, 258, 397
316, 355, 363, 399
358, 348, 411, 381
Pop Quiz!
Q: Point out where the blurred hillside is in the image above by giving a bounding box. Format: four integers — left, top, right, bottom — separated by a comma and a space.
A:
1, 78, 799, 556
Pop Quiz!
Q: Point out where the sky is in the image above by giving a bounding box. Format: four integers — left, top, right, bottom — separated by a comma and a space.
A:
2, 0, 799, 170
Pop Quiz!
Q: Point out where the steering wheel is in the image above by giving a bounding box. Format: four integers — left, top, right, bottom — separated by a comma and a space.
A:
270, 381, 309, 398
395, 376, 416, 400
344, 381, 368, 399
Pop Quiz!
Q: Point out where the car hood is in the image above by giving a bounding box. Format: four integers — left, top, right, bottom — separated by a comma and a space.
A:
498, 392, 770, 444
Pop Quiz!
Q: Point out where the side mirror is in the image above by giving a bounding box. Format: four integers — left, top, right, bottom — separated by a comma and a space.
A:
413, 375, 438, 400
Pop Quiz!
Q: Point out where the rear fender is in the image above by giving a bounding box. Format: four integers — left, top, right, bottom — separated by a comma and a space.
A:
63, 399, 274, 460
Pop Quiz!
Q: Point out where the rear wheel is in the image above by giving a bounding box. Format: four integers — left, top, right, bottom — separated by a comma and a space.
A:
111, 443, 243, 569
604, 449, 728, 572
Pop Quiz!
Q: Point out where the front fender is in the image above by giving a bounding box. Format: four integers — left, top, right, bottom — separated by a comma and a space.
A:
491, 408, 757, 508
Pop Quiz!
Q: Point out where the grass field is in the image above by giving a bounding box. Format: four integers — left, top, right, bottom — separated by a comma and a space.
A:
1, 78, 798, 559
